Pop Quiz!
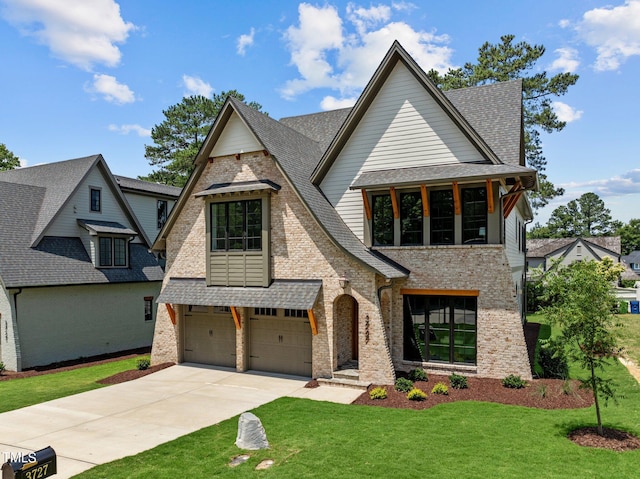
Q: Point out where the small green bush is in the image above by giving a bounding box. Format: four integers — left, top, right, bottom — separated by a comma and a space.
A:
395, 377, 414, 393
537, 340, 569, 379
0, 361, 5, 375
618, 301, 629, 314
535, 384, 548, 399
136, 357, 151, 371
449, 373, 468, 389
408, 368, 428, 382
407, 388, 427, 401
431, 382, 449, 395
502, 374, 527, 389
369, 386, 388, 400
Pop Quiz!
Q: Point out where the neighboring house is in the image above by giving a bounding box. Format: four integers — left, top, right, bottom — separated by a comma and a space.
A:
114, 175, 181, 245
0, 155, 165, 371
151, 42, 538, 383
527, 237, 621, 275
620, 250, 640, 283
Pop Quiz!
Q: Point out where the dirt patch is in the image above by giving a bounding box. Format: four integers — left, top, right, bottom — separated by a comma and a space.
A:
568, 426, 640, 451
97, 362, 175, 384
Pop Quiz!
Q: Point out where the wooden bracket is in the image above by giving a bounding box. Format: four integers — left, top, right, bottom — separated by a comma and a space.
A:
165, 304, 176, 325
230, 306, 242, 330
308, 309, 318, 335
420, 184, 429, 217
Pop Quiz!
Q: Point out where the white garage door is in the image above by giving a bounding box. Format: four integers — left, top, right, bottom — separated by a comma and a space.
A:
184, 311, 236, 367
249, 315, 312, 377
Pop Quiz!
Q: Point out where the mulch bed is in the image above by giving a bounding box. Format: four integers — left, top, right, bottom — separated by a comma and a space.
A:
97, 362, 174, 384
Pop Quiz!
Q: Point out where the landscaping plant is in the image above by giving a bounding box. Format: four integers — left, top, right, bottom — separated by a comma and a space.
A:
394, 377, 414, 393
137, 357, 151, 371
408, 367, 428, 382
431, 382, 449, 395
449, 373, 468, 389
501, 374, 527, 389
369, 387, 387, 400
406, 388, 427, 401
542, 258, 625, 436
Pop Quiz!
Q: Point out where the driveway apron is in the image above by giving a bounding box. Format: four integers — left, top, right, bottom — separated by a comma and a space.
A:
0, 363, 360, 478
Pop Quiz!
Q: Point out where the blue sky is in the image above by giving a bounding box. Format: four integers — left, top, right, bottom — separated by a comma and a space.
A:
1, 0, 639, 225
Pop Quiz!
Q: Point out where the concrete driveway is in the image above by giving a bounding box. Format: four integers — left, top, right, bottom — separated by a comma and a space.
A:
0, 363, 361, 478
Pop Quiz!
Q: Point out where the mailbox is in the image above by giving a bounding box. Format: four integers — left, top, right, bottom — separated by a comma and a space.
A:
1, 447, 56, 479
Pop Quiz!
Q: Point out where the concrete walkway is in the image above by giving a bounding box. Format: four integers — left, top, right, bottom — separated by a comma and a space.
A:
0, 364, 362, 478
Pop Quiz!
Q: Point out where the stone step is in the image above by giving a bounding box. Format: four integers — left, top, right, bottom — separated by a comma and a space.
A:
332, 368, 360, 381
317, 377, 370, 390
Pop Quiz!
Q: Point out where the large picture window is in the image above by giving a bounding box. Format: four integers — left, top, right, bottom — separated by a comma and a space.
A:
403, 294, 477, 365
400, 192, 423, 245
210, 199, 262, 251
372, 194, 394, 246
462, 187, 487, 244
430, 190, 454, 245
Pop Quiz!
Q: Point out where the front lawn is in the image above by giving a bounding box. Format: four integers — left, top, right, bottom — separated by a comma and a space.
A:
76, 342, 640, 478
617, 313, 640, 364
0, 357, 141, 413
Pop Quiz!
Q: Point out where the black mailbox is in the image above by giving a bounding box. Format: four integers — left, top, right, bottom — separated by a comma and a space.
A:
1, 446, 56, 479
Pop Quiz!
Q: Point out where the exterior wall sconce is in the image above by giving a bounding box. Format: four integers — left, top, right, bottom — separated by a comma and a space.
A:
338, 273, 349, 289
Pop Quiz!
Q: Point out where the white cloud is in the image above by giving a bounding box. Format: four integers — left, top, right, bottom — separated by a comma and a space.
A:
281, 2, 453, 104
560, 169, 640, 197
552, 101, 583, 123
0, 0, 135, 70
108, 124, 151, 137
182, 74, 213, 98
237, 27, 255, 55
577, 0, 640, 71
87, 73, 135, 104
320, 95, 358, 110
558, 19, 571, 29
549, 47, 580, 72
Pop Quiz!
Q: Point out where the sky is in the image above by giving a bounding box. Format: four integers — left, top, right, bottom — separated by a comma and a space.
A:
1, 0, 639, 225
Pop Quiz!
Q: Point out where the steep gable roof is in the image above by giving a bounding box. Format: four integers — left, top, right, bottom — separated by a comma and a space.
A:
0, 156, 163, 288
114, 175, 182, 198
527, 237, 621, 259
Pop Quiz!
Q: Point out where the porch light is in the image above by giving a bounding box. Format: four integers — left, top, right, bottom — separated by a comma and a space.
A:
338, 273, 349, 289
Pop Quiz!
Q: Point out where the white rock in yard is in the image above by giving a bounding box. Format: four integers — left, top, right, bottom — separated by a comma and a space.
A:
235, 412, 269, 450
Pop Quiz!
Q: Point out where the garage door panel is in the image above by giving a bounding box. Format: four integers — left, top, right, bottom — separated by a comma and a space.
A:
250, 317, 312, 377
184, 313, 236, 367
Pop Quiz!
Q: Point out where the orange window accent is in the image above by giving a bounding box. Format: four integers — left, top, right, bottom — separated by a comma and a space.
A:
420, 184, 430, 217
307, 309, 318, 335
362, 189, 372, 220
390, 187, 400, 219
452, 182, 461, 215
230, 306, 242, 330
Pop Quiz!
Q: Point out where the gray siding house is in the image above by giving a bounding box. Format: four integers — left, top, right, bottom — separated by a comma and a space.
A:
527, 237, 621, 276
151, 42, 538, 383
0, 155, 168, 371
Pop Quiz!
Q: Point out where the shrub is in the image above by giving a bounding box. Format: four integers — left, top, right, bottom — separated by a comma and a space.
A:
407, 388, 427, 401
0, 361, 5, 375
535, 384, 548, 399
537, 340, 569, 379
395, 377, 414, 393
562, 379, 575, 396
369, 387, 387, 400
408, 368, 428, 382
618, 301, 629, 314
502, 374, 527, 389
449, 373, 468, 389
431, 382, 449, 395
137, 357, 151, 371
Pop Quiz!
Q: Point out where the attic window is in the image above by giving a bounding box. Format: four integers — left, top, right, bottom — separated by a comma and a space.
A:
90, 187, 101, 212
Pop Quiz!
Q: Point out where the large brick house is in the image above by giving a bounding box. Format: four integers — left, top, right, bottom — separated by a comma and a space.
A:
151, 42, 538, 383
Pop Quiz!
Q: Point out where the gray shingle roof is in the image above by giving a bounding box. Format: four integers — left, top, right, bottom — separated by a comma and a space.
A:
158, 278, 322, 309
114, 175, 182, 198
77, 219, 138, 235
0, 157, 164, 288
194, 179, 281, 197
279, 108, 351, 152
527, 237, 622, 258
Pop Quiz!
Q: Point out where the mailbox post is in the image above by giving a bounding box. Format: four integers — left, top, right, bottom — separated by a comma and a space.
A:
1, 447, 56, 479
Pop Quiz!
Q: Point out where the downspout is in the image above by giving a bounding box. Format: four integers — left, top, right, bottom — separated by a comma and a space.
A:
523, 218, 533, 322
10, 288, 22, 371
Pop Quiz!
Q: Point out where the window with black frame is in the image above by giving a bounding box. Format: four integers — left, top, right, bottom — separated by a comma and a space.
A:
372, 193, 394, 246
98, 236, 127, 267
430, 190, 454, 245
157, 200, 168, 229
400, 191, 423, 245
210, 199, 262, 251
462, 187, 487, 244
403, 294, 477, 365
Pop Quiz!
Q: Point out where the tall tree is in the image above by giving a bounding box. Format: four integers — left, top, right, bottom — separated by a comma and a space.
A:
617, 218, 640, 255
141, 90, 264, 187
428, 34, 579, 209
542, 258, 625, 436
0, 143, 20, 171
547, 192, 615, 237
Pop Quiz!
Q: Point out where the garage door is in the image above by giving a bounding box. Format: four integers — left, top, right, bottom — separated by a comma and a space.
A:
249, 316, 312, 377
184, 311, 236, 367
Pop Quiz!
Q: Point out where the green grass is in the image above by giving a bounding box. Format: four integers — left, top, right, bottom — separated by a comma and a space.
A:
0, 357, 141, 413
617, 313, 640, 364
75, 321, 640, 479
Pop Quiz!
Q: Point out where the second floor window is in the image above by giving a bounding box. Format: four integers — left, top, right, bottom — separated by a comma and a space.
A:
372, 194, 394, 246
462, 187, 487, 244
90, 188, 101, 212
430, 190, 454, 245
400, 192, 423, 245
157, 200, 168, 229
99, 236, 127, 267
211, 199, 262, 251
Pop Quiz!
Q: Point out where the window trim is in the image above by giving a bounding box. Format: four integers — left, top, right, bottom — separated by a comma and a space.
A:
157, 199, 168, 229
210, 198, 262, 252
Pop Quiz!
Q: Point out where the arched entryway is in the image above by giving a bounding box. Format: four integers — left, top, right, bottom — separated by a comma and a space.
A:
334, 294, 359, 369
